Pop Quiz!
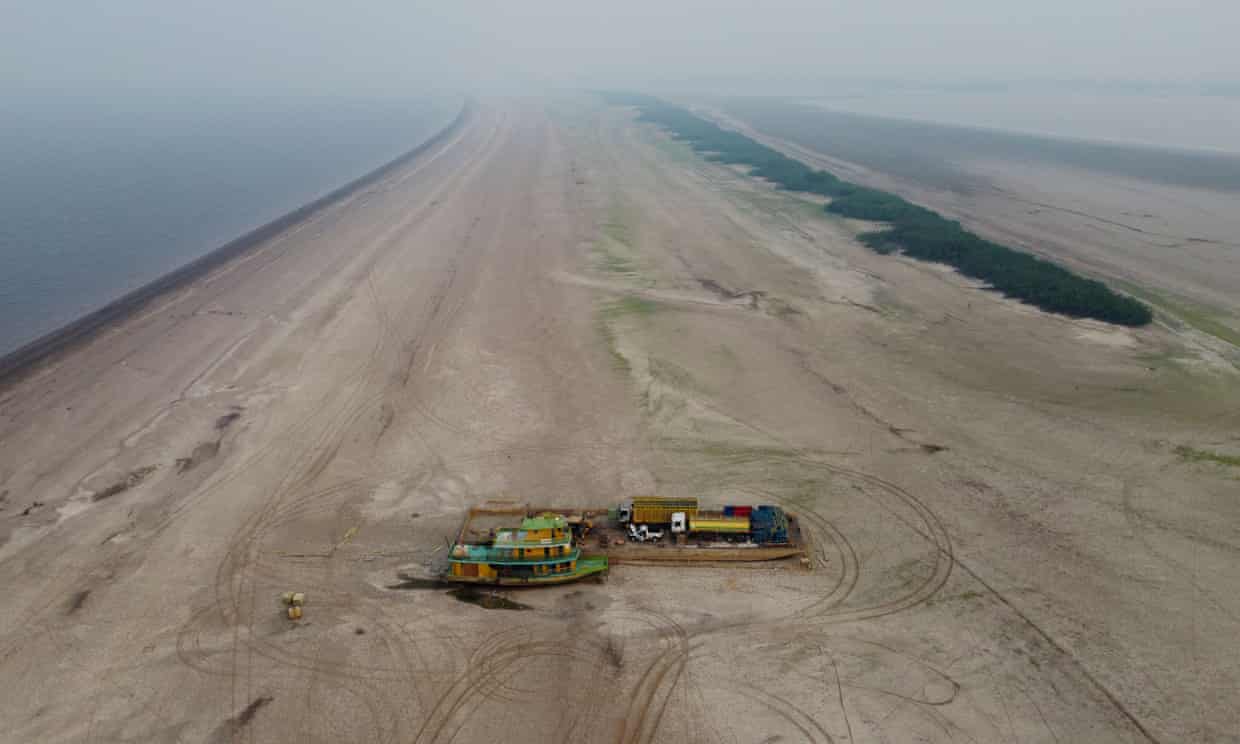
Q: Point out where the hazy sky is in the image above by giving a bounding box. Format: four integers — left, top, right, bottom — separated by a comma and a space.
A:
3, 1, 1238, 96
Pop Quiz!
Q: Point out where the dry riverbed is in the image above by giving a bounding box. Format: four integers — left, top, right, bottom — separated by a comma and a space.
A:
0, 97, 1237, 743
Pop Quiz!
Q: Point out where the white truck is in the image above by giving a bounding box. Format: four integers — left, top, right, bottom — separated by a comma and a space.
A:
627, 522, 665, 542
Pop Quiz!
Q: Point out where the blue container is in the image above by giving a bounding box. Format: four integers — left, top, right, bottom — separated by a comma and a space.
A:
749, 506, 788, 544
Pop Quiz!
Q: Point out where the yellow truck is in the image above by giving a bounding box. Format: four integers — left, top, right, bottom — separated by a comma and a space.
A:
619, 496, 698, 526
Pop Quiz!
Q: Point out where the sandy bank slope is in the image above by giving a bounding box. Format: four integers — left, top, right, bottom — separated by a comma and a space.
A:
0, 100, 645, 742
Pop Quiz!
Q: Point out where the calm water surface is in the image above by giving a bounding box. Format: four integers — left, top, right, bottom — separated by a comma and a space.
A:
0, 93, 459, 356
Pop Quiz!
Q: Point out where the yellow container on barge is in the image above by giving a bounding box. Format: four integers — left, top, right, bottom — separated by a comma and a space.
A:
629, 496, 698, 525
689, 514, 750, 534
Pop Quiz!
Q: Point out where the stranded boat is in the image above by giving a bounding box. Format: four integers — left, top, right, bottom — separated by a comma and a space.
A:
444, 498, 807, 580
446, 513, 608, 586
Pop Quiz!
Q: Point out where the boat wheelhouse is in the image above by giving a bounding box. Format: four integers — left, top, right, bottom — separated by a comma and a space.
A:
447, 513, 608, 585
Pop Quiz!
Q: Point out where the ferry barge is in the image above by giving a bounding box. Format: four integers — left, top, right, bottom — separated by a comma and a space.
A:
446, 512, 609, 585
445, 498, 807, 580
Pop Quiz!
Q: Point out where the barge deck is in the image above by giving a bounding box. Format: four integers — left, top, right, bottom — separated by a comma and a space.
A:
451, 503, 809, 568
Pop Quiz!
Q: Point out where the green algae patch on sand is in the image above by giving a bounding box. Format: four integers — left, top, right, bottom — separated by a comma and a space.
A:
1175, 445, 1240, 468
596, 295, 661, 373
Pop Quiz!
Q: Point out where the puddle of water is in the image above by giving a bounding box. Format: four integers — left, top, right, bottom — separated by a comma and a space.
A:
386, 576, 448, 590
448, 587, 532, 611
384, 571, 532, 610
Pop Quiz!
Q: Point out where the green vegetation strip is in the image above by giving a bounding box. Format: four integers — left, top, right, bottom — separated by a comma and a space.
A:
1175, 445, 1240, 468
602, 295, 659, 318
1111, 279, 1240, 348
597, 295, 659, 372
601, 92, 1152, 327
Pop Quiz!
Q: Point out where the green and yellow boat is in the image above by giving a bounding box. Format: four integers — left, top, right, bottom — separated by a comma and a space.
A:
446, 513, 608, 586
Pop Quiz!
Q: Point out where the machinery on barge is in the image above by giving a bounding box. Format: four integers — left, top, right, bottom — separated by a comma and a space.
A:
619, 496, 790, 546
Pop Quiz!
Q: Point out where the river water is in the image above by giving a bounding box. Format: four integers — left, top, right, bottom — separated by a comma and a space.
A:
0, 93, 460, 357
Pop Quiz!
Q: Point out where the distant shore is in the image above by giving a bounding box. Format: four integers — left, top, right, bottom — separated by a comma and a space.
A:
0, 101, 471, 388
714, 97, 1240, 335
719, 98, 1240, 194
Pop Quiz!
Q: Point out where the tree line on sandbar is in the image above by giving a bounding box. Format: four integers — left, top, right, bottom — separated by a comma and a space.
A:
602, 92, 1152, 327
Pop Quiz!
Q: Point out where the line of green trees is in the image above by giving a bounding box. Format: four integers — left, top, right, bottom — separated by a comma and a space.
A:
601, 93, 1152, 327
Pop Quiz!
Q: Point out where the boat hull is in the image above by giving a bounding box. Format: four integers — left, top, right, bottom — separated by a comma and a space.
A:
445, 556, 609, 586
586, 543, 802, 563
